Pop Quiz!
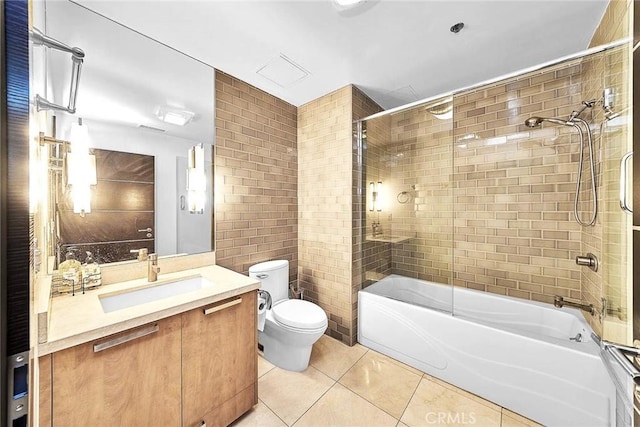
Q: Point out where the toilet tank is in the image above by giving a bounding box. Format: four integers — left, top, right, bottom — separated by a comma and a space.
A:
249, 260, 289, 303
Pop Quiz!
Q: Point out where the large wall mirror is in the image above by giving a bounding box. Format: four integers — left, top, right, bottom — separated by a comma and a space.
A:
37, 0, 215, 266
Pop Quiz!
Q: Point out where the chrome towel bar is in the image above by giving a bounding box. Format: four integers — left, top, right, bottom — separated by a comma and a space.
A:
93, 323, 159, 353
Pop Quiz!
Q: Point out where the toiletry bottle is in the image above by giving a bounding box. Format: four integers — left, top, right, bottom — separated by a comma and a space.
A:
82, 251, 102, 290
58, 250, 82, 292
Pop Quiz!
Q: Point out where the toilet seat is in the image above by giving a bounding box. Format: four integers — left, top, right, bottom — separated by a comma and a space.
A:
272, 300, 327, 330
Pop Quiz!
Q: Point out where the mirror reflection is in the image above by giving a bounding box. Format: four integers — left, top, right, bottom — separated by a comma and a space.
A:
41, 0, 215, 265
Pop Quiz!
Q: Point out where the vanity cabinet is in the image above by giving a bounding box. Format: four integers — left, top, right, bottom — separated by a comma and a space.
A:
40, 290, 257, 427
50, 316, 182, 426
182, 292, 257, 427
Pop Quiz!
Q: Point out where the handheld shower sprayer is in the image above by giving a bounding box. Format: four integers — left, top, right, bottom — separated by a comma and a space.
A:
524, 117, 570, 128
523, 110, 597, 226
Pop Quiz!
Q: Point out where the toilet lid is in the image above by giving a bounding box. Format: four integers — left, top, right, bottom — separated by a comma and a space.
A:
272, 300, 327, 330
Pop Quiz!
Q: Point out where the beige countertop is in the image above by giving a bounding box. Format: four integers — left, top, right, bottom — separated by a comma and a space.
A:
39, 265, 260, 355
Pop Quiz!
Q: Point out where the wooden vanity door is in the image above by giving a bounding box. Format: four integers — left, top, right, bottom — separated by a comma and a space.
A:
51, 316, 181, 426
181, 291, 257, 427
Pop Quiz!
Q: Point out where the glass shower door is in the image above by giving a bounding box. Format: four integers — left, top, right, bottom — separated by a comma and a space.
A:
360, 95, 455, 314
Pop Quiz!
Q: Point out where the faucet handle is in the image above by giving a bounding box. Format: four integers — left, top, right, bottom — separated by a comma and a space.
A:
149, 253, 158, 262
130, 248, 148, 261
257, 289, 272, 310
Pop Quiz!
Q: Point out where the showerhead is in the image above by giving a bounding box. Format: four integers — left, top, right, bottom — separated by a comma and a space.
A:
524, 117, 544, 127
524, 116, 571, 128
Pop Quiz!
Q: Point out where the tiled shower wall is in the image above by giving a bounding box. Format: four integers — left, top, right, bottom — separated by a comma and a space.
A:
214, 71, 298, 285
298, 85, 382, 345
451, 62, 584, 303
371, 61, 585, 303
388, 106, 454, 285
298, 86, 354, 345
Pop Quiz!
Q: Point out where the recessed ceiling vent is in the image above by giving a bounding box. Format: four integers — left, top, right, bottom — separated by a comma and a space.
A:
138, 124, 166, 133
256, 54, 310, 88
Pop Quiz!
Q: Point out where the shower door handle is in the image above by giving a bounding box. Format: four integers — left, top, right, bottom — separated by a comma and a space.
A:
619, 151, 633, 214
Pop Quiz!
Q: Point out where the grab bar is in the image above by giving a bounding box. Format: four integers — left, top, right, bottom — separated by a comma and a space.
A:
593, 333, 640, 385
607, 346, 640, 386
593, 333, 640, 419
620, 151, 633, 214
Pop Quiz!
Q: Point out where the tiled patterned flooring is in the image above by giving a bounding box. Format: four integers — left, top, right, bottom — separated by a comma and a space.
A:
232, 335, 542, 427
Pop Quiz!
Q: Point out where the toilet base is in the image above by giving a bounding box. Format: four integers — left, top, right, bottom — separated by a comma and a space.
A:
259, 327, 321, 372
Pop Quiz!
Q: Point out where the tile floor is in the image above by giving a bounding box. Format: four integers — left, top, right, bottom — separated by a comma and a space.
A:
232, 335, 542, 427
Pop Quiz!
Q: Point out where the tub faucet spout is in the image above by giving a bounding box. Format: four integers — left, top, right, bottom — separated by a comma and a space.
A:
554, 295, 595, 315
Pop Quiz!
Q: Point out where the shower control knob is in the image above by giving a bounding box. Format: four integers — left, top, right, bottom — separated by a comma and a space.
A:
576, 253, 598, 272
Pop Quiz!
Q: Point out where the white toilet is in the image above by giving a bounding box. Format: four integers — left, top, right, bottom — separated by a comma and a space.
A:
249, 260, 327, 371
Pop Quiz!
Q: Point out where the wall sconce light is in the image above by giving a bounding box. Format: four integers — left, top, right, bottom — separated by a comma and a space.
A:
187, 143, 206, 214
66, 118, 96, 217
369, 181, 382, 212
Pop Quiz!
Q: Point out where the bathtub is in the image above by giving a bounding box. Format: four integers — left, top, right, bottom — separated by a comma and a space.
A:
358, 274, 616, 426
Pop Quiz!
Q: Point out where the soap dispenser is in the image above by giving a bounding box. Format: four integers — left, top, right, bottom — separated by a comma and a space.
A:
58, 249, 82, 292
82, 251, 102, 290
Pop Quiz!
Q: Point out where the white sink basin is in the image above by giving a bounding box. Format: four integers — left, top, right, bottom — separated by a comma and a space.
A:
99, 276, 214, 313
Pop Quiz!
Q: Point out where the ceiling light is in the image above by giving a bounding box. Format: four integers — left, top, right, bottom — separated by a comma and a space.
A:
156, 106, 195, 126
333, 0, 367, 10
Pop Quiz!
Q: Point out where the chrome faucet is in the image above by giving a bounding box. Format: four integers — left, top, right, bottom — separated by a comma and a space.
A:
130, 248, 148, 261
148, 253, 160, 282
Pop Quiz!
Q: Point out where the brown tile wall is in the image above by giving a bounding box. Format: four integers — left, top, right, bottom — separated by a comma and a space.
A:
297, 85, 381, 345
298, 86, 354, 345
451, 62, 584, 304
214, 71, 298, 286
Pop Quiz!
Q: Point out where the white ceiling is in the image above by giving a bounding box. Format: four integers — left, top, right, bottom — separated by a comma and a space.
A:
72, 0, 609, 110
44, 0, 215, 143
